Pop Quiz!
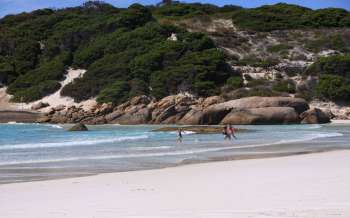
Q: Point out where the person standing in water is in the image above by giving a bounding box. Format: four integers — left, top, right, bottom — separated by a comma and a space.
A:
229, 124, 237, 139
222, 126, 230, 140
177, 128, 183, 143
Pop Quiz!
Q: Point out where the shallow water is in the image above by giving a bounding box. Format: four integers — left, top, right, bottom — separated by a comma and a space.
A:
0, 123, 349, 184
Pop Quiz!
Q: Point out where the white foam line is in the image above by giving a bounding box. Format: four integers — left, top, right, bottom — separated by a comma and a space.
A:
129, 146, 172, 151
0, 147, 232, 166
0, 135, 149, 150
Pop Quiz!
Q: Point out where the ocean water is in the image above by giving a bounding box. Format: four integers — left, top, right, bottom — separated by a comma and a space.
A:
0, 123, 349, 184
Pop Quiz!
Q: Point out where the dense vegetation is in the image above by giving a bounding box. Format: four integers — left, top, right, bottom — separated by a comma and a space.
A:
232, 3, 350, 31
152, 2, 241, 19
0, 2, 235, 103
316, 74, 350, 101
1, 1, 350, 104
306, 55, 350, 79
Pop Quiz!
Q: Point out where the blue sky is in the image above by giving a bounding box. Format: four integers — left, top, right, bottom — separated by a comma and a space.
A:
0, 0, 349, 18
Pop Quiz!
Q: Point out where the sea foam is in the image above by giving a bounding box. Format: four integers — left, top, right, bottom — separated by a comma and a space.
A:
0, 135, 149, 150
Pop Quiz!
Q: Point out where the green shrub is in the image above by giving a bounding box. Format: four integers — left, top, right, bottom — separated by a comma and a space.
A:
153, 3, 220, 19
272, 80, 296, 93
11, 80, 61, 102
295, 91, 313, 102
232, 3, 350, 31
267, 44, 293, 54
226, 76, 243, 90
96, 80, 130, 104
129, 78, 149, 97
315, 74, 350, 101
236, 56, 279, 68
305, 34, 348, 53
7, 53, 69, 101
247, 78, 270, 87
305, 55, 350, 78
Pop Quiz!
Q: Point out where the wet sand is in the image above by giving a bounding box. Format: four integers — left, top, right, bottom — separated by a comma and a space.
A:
0, 110, 42, 123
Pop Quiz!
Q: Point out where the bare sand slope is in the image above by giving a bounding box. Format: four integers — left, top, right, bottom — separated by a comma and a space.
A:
0, 68, 96, 113
0, 87, 22, 110
0, 151, 349, 218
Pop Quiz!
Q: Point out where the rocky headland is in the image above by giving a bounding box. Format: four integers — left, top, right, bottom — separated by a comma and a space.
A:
36, 95, 330, 125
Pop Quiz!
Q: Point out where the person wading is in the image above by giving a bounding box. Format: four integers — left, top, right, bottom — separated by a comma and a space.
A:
222, 126, 230, 140
177, 128, 183, 143
229, 124, 237, 139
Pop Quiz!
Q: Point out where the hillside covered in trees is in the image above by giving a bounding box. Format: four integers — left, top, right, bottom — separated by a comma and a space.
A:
0, 1, 350, 105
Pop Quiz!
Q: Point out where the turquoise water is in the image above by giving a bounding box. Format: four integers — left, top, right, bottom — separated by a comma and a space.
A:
0, 123, 349, 184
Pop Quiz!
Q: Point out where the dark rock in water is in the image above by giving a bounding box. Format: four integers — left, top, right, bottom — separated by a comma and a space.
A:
300, 108, 331, 124
221, 107, 300, 125
68, 123, 88, 131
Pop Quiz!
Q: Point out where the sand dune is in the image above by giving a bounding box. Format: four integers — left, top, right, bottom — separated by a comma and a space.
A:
0, 151, 349, 218
0, 68, 96, 113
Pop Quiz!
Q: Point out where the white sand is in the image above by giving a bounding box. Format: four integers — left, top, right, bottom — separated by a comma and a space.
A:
0, 151, 349, 218
0, 87, 23, 110
331, 119, 350, 124
31, 68, 97, 112
0, 68, 97, 112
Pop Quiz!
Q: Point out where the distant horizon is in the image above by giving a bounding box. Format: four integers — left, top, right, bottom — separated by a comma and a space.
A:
0, 0, 349, 18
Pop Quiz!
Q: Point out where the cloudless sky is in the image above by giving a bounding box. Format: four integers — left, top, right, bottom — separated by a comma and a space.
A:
0, 0, 349, 18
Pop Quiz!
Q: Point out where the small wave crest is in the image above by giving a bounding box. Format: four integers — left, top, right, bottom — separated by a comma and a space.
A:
6, 121, 24, 125
129, 146, 171, 151
46, 124, 63, 129
0, 146, 235, 166
169, 131, 195, 135
306, 124, 323, 129
0, 135, 149, 150
231, 132, 343, 150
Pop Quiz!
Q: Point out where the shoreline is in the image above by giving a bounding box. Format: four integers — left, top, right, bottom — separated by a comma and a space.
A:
331, 119, 350, 124
0, 146, 334, 185
0, 110, 43, 123
0, 150, 349, 217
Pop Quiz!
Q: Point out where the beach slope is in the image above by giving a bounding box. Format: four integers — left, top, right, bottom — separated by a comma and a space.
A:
0, 151, 349, 218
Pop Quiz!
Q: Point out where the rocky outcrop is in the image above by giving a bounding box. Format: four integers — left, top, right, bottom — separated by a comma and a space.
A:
221, 107, 300, 125
38, 95, 327, 125
68, 123, 88, 131
53, 104, 66, 112
31, 102, 49, 110
198, 97, 309, 124
206, 97, 309, 114
300, 108, 331, 124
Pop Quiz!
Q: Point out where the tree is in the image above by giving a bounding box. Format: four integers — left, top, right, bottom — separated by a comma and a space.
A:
316, 74, 350, 101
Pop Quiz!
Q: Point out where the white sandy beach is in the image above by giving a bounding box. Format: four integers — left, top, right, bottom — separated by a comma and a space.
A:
0, 151, 349, 218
